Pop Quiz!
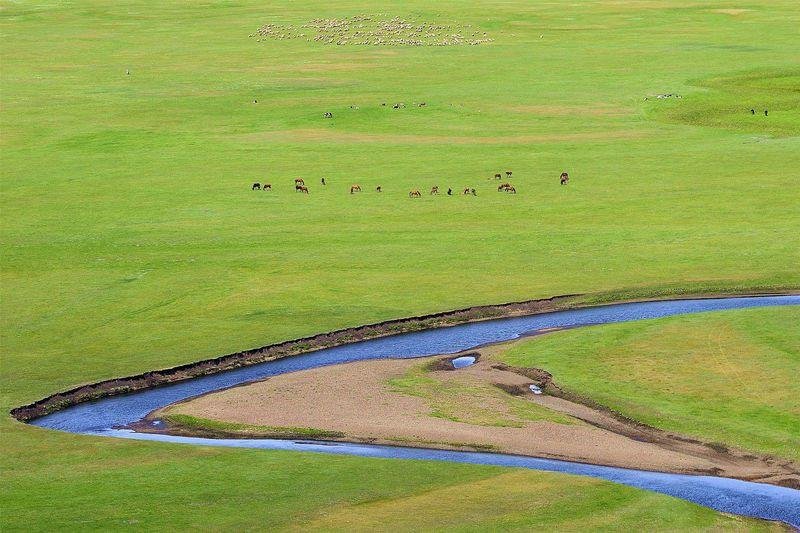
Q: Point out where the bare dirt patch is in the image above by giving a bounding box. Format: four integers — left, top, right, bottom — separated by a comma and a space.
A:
507, 104, 633, 117
710, 8, 751, 16
235, 128, 647, 145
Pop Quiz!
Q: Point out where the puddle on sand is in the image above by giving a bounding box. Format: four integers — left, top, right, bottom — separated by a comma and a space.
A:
451, 356, 476, 369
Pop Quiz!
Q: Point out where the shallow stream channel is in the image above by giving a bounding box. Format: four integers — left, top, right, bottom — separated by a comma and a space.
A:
29, 295, 800, 526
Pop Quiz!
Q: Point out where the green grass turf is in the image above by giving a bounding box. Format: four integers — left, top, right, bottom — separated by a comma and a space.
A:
501, 306, 800, 462
387, 359, 576, 426
2, 0, 799, 529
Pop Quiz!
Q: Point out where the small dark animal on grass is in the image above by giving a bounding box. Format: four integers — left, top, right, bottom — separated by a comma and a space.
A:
505, 171, 512, 178
560, 172, 569, 185
494, 173, 502, 179
321, 177, 326, 185
376, 186, 382, 192
765, 110, 768, 116
296, 185, 309, 193
295, 178, 305, 185
252, 182, 261, 190
418, 102, 426, 107
430, 186, 439, 195
350, 184, 362, 194
447, 188, 453, 196
505, 185, 516, 193
409, 189, 421, 197
751, 109, 755, 115
324, 112, 332, 118
498, 183, 512, 191
262, 183, 271, 190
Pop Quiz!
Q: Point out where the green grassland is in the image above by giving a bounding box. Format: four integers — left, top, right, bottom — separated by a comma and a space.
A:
502, 306, 800, 462
388, 360, 576, 426
2, 0, 799, 529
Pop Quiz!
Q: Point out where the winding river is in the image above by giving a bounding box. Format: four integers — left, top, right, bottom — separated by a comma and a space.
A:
29, 295, 800, 526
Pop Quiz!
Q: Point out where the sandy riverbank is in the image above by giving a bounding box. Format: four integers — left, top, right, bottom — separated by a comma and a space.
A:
154, 350, 799, 487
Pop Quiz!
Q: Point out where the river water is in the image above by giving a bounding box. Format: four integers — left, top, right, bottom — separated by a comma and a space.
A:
30, 295, 800, 526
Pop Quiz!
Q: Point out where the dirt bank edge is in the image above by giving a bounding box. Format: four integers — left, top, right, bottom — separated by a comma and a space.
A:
11, 287, 798, 422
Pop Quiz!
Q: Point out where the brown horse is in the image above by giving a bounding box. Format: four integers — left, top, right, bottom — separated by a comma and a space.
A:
350, 185, 362, 194
295, 178, 305, 185
498, 183, 512, 191
376, 186, 382, 192
430, 186, 439, 195
462, 188, 471, 195
505, 185, 516, 194
560, 172, 569, 185
505, 171, 512, 178
296, 185, 309, 193
409, 189, 421, 197
252, 182, 261, 190
262, 183, 272, 190
494, 173, 502, 179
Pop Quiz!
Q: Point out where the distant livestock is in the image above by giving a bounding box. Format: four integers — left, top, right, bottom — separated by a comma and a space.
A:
350, 184, 362, 194
296, 185, 309, 193
560, 172, 569, 185
409, 189, 421, 197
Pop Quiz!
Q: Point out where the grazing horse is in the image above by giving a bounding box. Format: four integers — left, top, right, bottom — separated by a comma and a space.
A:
430, 186, 439, 195
321, 177, 326, 185
252, 182, 261, 190
262, 183, 272, 190
350, 185, 362, 194
409, 189, 421, 197
296, 185, 309, 193
506, 185, 516, 194
494, 173, 502, 179
376, 186, 382, 192
471, 188, 477, 196
505, 171, 512, 178
323, 112, 332, 118
462, 188, 471, 195
498, 183, 512, 191
560, 172, 569, 185
295, 178, 305, 185
447, 188, 453, 196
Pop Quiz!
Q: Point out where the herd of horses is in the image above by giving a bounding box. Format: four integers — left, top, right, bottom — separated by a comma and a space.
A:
250, 171, 570, 195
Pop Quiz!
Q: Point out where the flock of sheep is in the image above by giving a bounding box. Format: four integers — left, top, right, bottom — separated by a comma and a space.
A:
251, 14, 493, 47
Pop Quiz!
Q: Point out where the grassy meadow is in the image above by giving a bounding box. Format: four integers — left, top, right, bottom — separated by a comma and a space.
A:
501, 306, 800, 462
2, 0, 799, 529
